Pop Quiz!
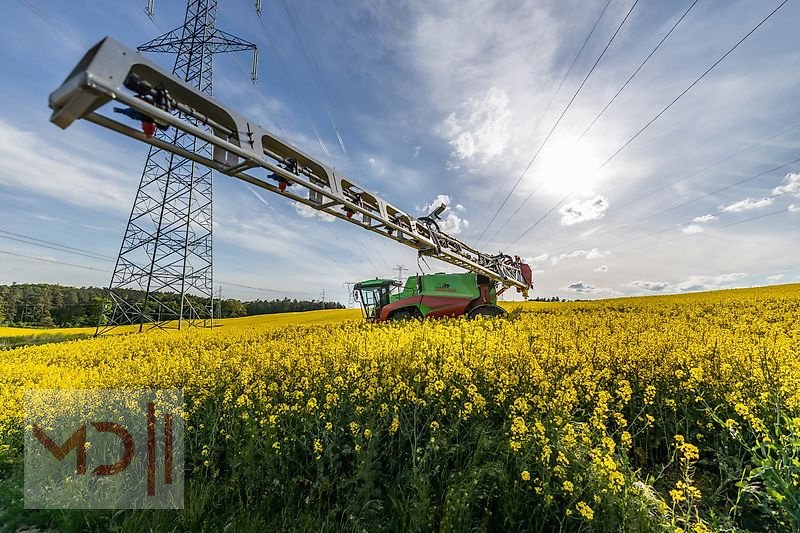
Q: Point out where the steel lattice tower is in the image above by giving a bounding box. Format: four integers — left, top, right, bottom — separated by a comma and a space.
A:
99, 0, 256, 334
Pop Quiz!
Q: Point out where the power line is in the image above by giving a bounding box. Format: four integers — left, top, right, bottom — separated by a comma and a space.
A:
254, 9, 331, 156
279, 0, 348, 156
611, 189, 794, 254
612, 205, 794, 259
230, 54, 294, 141
507, 0, 791, 247
577, 0, 700, 141
0, 234, 112, 262
0, 249, 109, 273
548, 138, 800, 255
548, 153, 800, 257
215, 280, 315, 296
0, 229, 115, 261
474, 0, 613, 246
598, 0, 790, 171
478, 0, 640, 246
599, 121, 800, 219
18, 0, 86, 48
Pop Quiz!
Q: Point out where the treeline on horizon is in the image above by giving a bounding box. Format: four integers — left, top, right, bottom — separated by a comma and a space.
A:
0, 284, 344, 328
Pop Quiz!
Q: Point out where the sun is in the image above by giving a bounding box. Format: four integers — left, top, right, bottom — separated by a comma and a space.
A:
531, 138, 603, 195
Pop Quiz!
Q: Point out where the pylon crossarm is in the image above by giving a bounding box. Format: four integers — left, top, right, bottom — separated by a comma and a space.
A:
49, 37, 533, 293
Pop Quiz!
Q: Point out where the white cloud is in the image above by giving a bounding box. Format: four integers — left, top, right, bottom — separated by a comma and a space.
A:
413, 146, 421, 158
565, 280, 620, 297
558, 195, 609, 226
629, 280, 671, 292
566, 281, 594, 292
421, 194, 451, 213
441, 87, 512, 162
767, 274, 784, 281
593, 265, 608, 272
552, 248, 609, 265
0, 119, 131, 211
721, 197, 773, 213
682, 224, 704, 235
675, 273, 746, 292
367, 156, 385, 174
773, 172, 800, 197
789, 204, 799, 212
294, 202, 336, 222
418, 194, 468, 234
533, 253, 549, 262
627, 273, 747, 294
693, 214, 717, 223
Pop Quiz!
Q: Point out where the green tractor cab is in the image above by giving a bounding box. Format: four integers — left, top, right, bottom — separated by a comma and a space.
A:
354, 272, 506, 322
353, 278, 402, 321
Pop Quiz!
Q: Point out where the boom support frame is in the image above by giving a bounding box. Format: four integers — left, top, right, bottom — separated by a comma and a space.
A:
49, 38, 532, 294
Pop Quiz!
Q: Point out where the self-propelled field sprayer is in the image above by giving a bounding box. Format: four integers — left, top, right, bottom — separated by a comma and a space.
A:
47, 38, 533, 321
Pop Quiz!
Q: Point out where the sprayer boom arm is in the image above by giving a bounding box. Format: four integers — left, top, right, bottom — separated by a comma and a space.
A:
48, 38, 532, 293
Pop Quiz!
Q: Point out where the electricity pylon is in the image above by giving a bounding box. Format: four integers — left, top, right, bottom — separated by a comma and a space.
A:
99, 0, 256, 334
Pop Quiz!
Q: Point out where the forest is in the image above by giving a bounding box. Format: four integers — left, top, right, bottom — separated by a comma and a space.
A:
0, 284, 343, 327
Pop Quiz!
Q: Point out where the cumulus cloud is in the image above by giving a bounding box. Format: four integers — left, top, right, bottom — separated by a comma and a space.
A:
565, 281, 620, 296
558, 195, 609, 226
773, 172, 800, 197
593, 265, 608, 272
789, 204, 799, 212
441, 87, 512, 163
675, 273, 746, 292
294, 202, 336, 222
682, 224, 704, 235
421, 194, 452, 213
552, 248, 609, 265
418, 194, 468, 234
693, 214, 717, 223
567, 281, 595, 292
629, 280, 671, 292
627, 273, 747, 294
721, 197, 773, 213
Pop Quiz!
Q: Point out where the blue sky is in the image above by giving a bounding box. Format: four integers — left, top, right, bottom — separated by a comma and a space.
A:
1, 0, 799, 305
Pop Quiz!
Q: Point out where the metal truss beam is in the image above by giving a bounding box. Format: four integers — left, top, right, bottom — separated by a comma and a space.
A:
49, 37, 533, 297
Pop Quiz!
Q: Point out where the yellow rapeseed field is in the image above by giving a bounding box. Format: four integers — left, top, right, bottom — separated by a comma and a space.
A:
1, 285, 799, 531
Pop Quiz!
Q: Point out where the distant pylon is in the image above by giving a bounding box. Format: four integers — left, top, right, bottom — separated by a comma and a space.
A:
98, 0, 256, 334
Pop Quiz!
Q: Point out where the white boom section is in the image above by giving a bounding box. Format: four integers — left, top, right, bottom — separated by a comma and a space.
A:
48, 38, 532, 294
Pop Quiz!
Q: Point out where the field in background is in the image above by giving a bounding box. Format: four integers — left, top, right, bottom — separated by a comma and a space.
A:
1, 285, 799, 531
0, 308, 364, 340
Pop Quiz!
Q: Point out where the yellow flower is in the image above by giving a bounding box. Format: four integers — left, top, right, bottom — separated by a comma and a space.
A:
576, 501, 593, 521
521, 470, 531, 481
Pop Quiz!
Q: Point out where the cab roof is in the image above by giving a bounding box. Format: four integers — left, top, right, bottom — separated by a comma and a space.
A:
354, 278, 397, 289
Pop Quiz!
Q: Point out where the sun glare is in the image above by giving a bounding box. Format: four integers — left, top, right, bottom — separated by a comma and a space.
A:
533, 139, 603, 195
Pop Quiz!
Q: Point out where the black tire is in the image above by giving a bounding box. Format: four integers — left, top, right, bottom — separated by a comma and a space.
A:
467, 305, 506, 319
388, 307, 422, 321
